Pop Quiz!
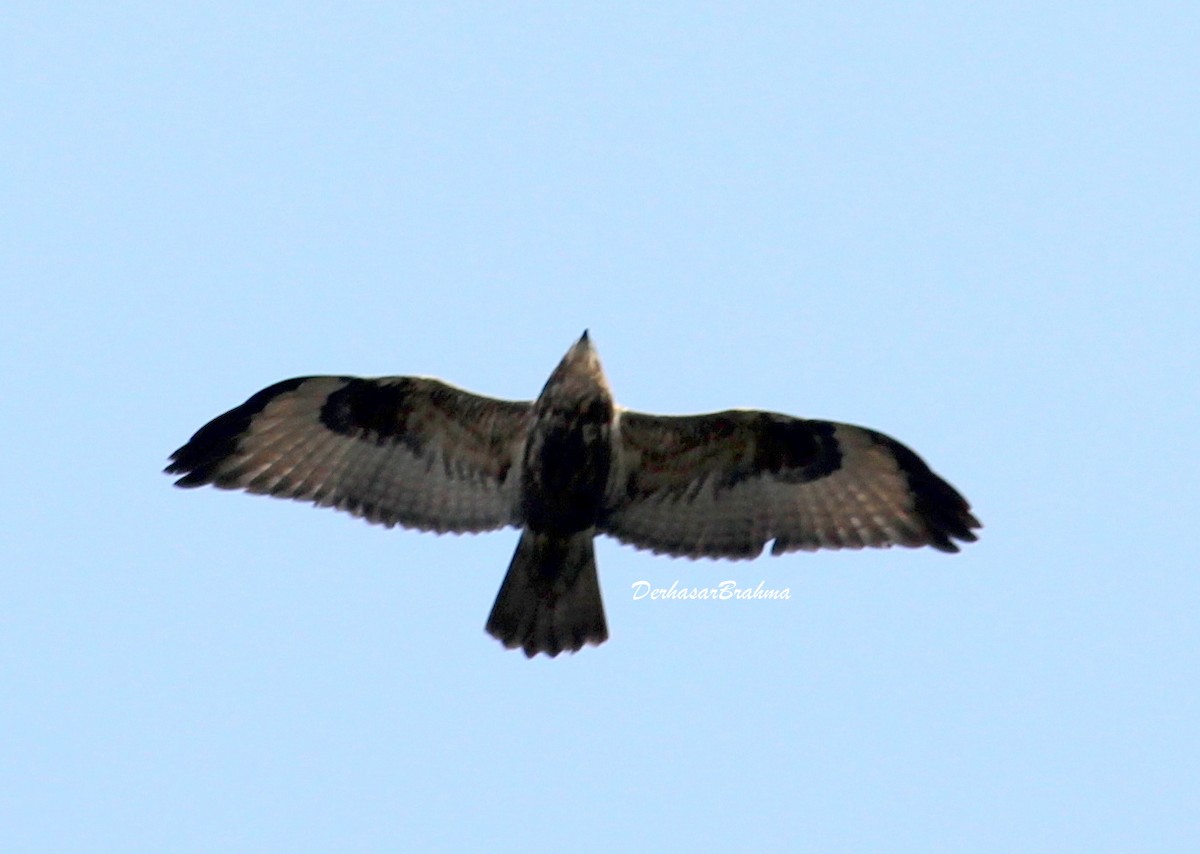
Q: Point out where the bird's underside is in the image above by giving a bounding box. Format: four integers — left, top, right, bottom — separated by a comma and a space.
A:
166, 332, 980, 657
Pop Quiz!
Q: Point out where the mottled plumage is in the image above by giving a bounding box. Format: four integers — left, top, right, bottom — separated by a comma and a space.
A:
166, 331, 980, 657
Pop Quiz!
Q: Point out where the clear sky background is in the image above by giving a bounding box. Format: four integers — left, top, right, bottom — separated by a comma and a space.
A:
4, 3, 1198, 852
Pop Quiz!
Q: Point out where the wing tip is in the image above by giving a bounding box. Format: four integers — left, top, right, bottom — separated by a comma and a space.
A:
918, 498, 982, 553
165, 377, 317, 489
862, 428, 981, 554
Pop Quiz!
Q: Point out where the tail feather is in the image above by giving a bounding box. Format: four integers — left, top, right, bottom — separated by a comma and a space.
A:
486, 531, 608, 657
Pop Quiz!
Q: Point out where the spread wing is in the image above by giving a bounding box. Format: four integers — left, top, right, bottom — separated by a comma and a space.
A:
166, 376, 532, 533
601, 409, 980, 559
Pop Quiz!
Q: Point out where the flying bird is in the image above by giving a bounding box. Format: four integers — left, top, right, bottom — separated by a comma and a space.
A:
166, 332, 979, 657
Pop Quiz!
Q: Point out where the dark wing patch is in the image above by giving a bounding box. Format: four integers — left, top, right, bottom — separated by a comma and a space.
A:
166, 376, 532, 533
319, 378, 422, 448
601, 409, 979, 559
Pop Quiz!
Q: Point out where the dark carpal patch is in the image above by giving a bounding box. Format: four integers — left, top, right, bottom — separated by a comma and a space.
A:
319, 378, 419, 448
750, 416, 842, 482
166, 377, 311, 487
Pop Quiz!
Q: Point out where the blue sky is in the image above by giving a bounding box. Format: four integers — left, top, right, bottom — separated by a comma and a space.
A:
3, 3, 1198, 851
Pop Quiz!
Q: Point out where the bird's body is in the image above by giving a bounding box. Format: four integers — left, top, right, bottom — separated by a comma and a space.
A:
486, 338, 615, 654
166, 332, 980, 657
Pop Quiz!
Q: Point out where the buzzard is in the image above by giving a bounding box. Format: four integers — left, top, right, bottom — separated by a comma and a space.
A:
166, 332, 979, 657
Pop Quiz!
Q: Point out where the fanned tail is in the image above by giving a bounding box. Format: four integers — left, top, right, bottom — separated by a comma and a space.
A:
485, 531, 608, 657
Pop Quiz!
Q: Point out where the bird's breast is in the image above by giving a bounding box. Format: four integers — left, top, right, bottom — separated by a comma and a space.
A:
519, 420, 612, 534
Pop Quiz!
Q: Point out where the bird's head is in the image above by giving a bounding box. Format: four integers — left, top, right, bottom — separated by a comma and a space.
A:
536, 330, 614, 417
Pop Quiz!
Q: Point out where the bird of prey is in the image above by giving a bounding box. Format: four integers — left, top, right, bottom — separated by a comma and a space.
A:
166, 331, 979, 657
